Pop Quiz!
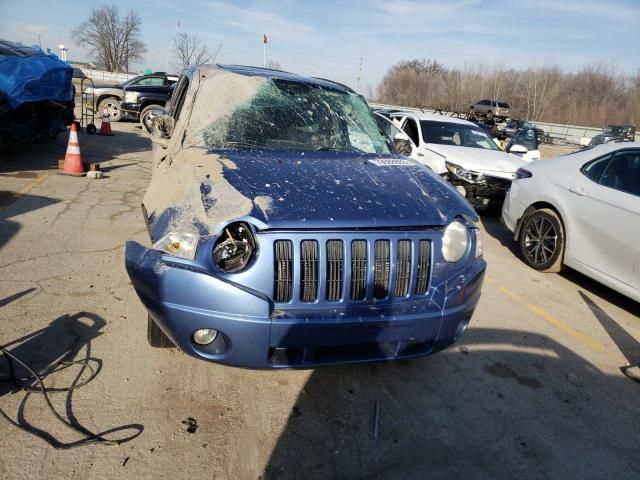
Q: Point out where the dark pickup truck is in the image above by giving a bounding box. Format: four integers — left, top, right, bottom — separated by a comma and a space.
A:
120, 82, 175, 125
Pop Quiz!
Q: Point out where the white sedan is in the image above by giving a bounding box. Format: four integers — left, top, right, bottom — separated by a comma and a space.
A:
502, 143, 640, 302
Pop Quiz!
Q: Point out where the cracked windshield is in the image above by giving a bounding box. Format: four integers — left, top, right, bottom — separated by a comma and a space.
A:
201, 79, 391, 154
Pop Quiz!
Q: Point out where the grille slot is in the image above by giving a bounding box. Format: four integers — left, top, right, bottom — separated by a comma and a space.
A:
373, 240, 390, 298
300, 240, 319, 302
326, 240, 344, 301
274, 240, 293, 302
415, 240, 431, 294
394, 240, 411, 297
350, 240, 367, 300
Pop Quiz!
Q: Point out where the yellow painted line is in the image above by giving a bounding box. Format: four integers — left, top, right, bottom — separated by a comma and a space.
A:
494, 283, 607, 353
0, 172, 51, 214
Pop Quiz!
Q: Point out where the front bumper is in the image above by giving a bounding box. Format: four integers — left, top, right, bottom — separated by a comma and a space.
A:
120, 102, 142, 120
125, 241, 486, 369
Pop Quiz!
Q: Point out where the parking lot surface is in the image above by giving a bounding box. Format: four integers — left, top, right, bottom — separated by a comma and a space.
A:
1, 122, 639, 479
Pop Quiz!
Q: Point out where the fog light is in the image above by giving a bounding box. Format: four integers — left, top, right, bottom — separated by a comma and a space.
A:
454, 318, 470, 341
192, 328, 218, 345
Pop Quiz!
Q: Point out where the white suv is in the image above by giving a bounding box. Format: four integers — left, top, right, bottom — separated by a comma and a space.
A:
471, 99, 510, 120
391, 112, 530, 209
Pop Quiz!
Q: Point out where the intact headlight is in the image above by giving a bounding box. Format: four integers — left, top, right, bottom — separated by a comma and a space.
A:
442, 221, 469, 262
124, 91, 139, 103
213, 222, 257, 273
153, 232, 199, 260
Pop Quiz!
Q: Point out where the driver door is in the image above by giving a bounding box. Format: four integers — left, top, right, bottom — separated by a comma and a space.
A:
506, 129, 540, 161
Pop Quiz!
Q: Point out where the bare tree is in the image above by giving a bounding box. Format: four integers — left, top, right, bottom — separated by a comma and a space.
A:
73, 5, 146, 73
172, 32, 212, 73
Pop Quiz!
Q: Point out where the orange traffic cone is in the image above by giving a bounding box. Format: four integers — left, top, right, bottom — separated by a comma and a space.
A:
61, 123, 85, 176
99, 107, 114, 136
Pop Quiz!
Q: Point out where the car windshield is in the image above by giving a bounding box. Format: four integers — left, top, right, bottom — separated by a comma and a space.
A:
199, 78, 391, 154
420, 120, 500, 150
521, 121, 534, 129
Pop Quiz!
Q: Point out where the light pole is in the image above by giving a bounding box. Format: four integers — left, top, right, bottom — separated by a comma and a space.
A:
58, 44, 68, 62
28, 31, 42, 48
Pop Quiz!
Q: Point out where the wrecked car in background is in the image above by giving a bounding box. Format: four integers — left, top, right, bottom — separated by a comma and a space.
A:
125, 64, 486, 369
0, 40, 74, 147
589, 124, 636, 146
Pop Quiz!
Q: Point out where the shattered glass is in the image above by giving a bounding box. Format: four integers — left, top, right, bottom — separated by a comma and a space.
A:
199, 79, 391, 154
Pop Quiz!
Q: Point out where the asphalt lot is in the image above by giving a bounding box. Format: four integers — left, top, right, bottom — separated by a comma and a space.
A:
1, 122, 639, 480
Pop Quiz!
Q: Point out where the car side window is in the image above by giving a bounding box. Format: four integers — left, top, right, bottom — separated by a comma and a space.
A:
511, 129, 538, 151
401, 118, 420, 145
135, 77, 165, 86
599, 151, 640, 196
581, 154, 613, 183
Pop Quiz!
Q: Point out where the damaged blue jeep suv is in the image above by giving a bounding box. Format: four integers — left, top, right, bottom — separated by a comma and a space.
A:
125, 64, 486, 369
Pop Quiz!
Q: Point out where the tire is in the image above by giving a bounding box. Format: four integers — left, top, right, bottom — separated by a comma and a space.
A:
147, 315, 175, 348
98, 97, 122, 122
86, 123, 97, 135
139, 104, 162, 131
519, 208, 565, 273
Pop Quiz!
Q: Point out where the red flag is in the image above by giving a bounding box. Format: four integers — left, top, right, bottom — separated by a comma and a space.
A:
263, 34, 268, 44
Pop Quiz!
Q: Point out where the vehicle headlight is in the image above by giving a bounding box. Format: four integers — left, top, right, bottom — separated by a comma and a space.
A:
153, 232, 199, 260
213, 222, 257, 273
442, 220, 469, 262
124, 91, 139, 103
474, 227, 483, 258
445, 162, 483, 183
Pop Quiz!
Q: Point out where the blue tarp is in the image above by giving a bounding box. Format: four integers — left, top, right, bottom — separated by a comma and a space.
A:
0, 40, 73, 110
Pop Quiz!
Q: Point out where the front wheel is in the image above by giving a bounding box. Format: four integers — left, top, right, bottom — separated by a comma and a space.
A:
519, 208, 565, 272
98, 97, 122, 122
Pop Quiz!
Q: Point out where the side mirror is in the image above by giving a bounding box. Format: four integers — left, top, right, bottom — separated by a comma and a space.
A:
147, 114, 175, 149
508, 144, 528, 154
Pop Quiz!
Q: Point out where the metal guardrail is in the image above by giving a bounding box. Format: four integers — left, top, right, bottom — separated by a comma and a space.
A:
369, 102, 640, 145
80, 68, 137, 84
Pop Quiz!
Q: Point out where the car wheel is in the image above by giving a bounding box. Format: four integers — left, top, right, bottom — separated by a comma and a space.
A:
147, 314, 175, 348
139, 105, 162, 132
98, 97, 122, 122
519, 208, 565, 273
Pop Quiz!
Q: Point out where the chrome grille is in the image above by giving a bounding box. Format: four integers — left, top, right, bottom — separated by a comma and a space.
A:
394, 240, 411, 297
415, 240, 431, 294
326, 240, 344, 301
373, 240, 390, 298
350, 240, 367, 300
272, 238, 432, 303
274, 240, 293, 302
300, 240, 319, 302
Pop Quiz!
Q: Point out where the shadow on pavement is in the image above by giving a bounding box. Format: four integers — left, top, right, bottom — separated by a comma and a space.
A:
0, 127, 150, 174
263, 327, 640, 479
580, 291, 640, 371
0, 193, 60, 250
0, 312, 144, 448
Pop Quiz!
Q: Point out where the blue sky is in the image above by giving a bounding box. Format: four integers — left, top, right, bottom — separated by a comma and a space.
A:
1, 0, 638, 93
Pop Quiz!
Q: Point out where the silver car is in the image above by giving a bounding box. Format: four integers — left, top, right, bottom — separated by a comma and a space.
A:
502, 143, 640, 302
471, 99, 510, 120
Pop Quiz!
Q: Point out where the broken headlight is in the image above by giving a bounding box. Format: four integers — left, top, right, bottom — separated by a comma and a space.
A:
445, 162, 484, 184
213, 222, 257, 273
153, 232, 199, 260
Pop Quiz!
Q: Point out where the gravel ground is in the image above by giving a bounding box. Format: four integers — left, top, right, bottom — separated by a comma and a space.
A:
1, 122, 639, 480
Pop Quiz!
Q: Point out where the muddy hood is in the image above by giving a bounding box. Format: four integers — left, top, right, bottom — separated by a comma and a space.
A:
214, 151, 472, 230
426, 144, 529, 174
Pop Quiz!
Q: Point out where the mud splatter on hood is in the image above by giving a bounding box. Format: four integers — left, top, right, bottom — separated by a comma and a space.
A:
214, 149, 472, 229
